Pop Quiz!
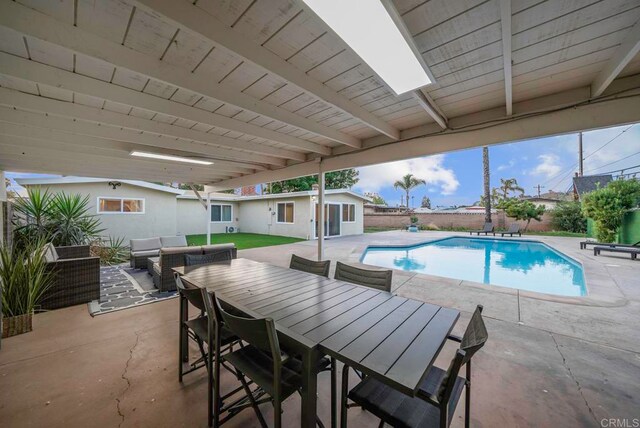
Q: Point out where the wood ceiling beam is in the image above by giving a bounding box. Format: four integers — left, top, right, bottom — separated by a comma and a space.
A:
411, 90, 448, 129
133, 0, 400, 140
0, 88, 301, 163
500, 0, 513, 116
0, 52, 329, 157
0, 1, 347, 150
591, 19, 640, 97
0, 104, 282, 169
0, 138, 229, 183
0, 121, 250, 176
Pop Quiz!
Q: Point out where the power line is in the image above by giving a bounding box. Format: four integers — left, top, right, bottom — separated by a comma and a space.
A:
585, 150, 640, 173
590, 163, 640, 176
583, 124, 635, 161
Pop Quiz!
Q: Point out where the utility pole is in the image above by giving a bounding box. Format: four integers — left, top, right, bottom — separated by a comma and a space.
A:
534, 184, 545, 197
578, 132, 584, 176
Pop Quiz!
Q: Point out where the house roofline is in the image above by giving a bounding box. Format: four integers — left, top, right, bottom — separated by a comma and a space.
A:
178, 189, 372, 202
15, 176, 184, 195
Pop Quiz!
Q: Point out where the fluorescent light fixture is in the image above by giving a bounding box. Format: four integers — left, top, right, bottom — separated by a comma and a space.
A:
302, 0, 431, 95
130, 151, 213, 165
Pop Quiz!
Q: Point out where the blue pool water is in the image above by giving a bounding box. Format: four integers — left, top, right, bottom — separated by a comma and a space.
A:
361, 237, 586, 296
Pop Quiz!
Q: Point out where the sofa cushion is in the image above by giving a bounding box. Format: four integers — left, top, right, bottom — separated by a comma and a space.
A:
130, 249, 160, 257
130, 237, 162, 252
160, 235, 187, 248
152, 262, 161, 275
42, 242, 59, 263
202, 243, 236, 254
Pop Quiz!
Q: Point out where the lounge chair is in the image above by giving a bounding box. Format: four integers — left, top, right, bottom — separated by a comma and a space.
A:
594, 246, 639, 260
501, 223, 521, 237
470, 222, 494, 236
580, 240, 640, 250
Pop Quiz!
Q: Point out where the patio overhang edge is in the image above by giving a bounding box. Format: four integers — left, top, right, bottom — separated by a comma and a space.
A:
209, 77, 640, 190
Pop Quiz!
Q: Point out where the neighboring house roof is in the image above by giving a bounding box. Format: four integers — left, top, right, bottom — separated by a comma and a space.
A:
572, 174, 612, 197
15, 177, 185, 195
178, 189, 372, 202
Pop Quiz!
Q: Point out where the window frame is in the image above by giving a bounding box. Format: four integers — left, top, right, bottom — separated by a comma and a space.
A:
97, 197, 145, 215
342, 203, 356, 223
210, 203, 233, 223
276, 201, 295, 224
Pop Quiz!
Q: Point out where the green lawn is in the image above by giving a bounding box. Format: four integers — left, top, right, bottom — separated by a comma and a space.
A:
186, 233, 304, 250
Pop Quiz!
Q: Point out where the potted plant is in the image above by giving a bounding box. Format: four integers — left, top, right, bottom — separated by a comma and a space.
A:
1, 241, 53, 338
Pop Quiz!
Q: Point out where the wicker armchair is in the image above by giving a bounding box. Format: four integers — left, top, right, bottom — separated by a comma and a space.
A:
41, 245, 100, 310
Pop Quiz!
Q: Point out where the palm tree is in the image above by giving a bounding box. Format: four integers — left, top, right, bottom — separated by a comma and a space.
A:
394, 174, 426, 210
483, 147, 491, 223
499, 178, 525, 200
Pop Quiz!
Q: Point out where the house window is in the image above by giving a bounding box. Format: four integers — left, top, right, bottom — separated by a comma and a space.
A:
211, 204, 232, 222
98, 197, 145, 214
342, 203, 356, 222
276, 202, 294, 223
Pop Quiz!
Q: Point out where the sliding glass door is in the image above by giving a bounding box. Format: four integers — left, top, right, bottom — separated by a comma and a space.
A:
314, 202, 341, 238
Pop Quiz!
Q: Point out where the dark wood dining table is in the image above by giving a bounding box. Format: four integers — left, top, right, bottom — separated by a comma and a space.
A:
174, 258, 459, 428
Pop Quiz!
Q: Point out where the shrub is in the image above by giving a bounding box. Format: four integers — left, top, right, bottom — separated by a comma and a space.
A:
498, 199, 545, 231
582, 179, 640, 242
410, 216, 419, 224
550, 201, 586, 233
91, 236, 129, 266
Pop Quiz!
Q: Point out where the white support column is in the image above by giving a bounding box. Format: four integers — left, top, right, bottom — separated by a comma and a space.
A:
206, 192, 211, 246
317, 160, 325, 261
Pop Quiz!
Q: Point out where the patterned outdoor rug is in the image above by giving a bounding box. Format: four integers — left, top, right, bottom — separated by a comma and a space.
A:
88, 265, 177, 316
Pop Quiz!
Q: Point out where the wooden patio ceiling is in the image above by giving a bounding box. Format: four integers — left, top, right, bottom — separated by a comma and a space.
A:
0, 0, 639, 188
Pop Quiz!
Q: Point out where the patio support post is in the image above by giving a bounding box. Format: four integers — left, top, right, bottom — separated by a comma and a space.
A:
206, 191, 211, 246
317, 159, 325, 261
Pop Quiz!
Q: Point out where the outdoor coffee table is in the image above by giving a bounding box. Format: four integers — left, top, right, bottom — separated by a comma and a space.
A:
174, 258, 459, 428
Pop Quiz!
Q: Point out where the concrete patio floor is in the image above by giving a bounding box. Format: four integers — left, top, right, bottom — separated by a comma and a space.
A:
1, 231, 639, 427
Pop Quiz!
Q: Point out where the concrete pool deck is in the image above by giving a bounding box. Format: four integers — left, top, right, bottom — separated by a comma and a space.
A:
0, 231, 638, 427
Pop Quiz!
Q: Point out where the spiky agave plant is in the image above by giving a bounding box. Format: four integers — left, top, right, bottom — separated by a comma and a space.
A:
12, 187, 55, 248
0, 240, 53, 317
48, 193, 104, 246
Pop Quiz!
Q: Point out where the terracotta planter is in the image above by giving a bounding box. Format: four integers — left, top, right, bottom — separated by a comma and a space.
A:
1, 313, 33, 338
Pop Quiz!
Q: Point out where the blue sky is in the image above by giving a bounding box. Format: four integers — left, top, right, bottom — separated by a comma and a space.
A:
6, 124, 640, 207
353, 124, 640, 208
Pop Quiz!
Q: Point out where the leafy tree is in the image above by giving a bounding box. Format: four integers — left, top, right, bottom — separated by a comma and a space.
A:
498, 199, 545, 231
550, 202, 587, 233
498, 178, 525, 199
482, 146, 491, 223
582, 179, 640, 242
371, 194, 387, 205
394, 174, 426, 210
267, 168, 359, 193
177, 183, 204, 191
421, 196, 431, 209
479, 188, 501, 207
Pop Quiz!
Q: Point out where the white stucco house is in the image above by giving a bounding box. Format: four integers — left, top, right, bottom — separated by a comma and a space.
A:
15, 177, 369, 241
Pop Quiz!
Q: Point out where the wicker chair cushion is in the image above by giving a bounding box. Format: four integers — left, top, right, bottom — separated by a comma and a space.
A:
348, 368, 465, 428
152, 262, 161, 275
130, 237, 162, 252
131, 249, 160, 257
42, 243, 59, 263
160, 235, 188, 247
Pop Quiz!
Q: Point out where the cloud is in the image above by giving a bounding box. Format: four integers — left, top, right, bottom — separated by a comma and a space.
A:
530, 154, 562, 177
354, 155, 459, 195
497, 159, 515, 171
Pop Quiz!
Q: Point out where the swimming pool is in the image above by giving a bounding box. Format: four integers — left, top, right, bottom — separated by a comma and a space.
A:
361, 237, 586, 296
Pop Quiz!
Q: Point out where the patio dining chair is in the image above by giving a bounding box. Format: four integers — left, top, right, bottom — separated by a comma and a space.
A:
289, 254, 331, 277
174, 273, 239, 382
334, 261, 392, 292
340, 305, 488, 428
211, 295, 330, 428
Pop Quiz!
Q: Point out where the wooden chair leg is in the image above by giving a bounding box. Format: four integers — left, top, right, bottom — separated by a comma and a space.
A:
340, 365, 349, 428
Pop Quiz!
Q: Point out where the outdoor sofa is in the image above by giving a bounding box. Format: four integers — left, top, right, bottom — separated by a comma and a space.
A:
129, 235, 188, 269
149, 243, 237, 292
41, 244, 100, 310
